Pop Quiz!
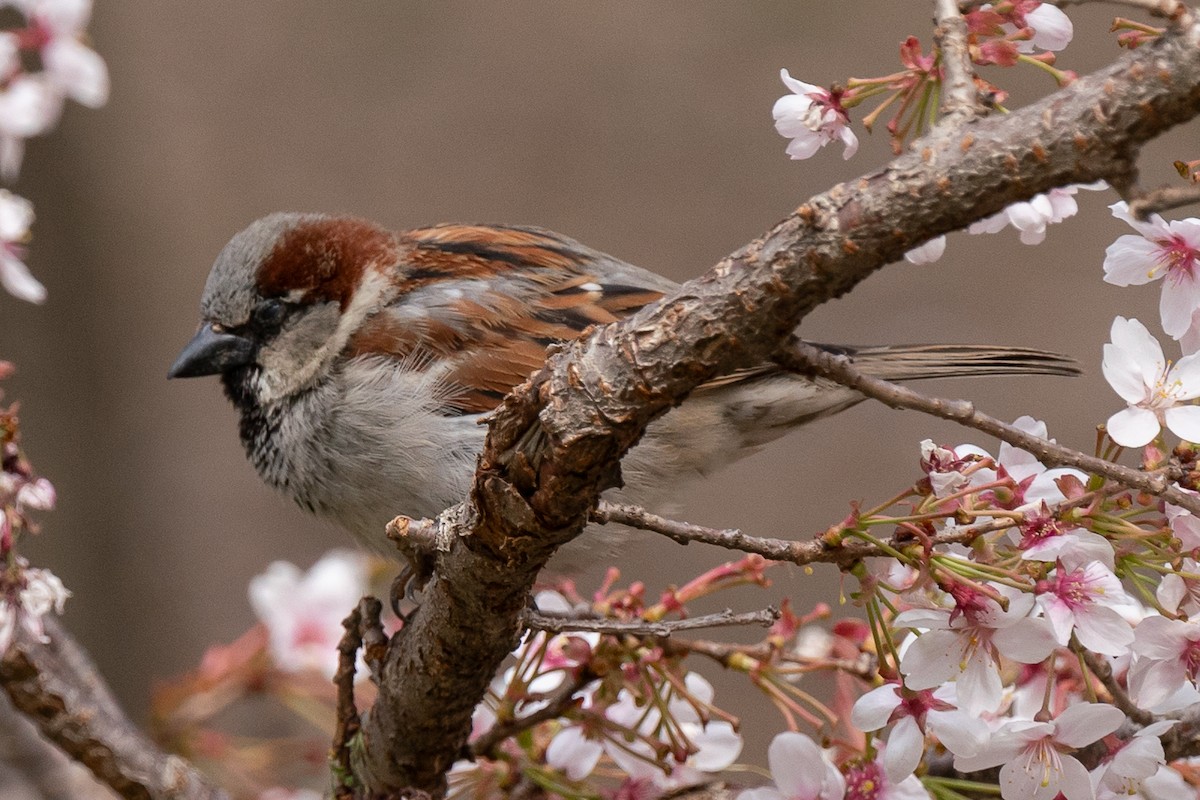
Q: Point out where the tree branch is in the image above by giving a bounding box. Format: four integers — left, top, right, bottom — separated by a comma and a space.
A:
355, 21, 1200, 795
1048, 0, 1194, 23
934, 0, 982, 125
1128, 181, 1200, 216
0, 617, 229, 800
524, 607, 779, 637
781, 341, 1200, 515
470, 672, 594, 760
597, 501, 1023, 565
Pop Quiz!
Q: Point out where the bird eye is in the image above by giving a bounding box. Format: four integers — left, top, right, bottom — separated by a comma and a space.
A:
252, 298, 288, 330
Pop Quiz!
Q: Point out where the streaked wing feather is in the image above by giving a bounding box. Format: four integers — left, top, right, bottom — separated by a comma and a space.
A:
347, 224, 670, 414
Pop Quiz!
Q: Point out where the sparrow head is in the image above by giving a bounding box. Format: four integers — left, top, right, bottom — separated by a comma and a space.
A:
168, 212, 400, 404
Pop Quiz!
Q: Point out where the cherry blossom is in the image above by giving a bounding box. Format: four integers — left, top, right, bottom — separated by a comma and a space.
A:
738, 731, 844, 800
546, 723, 603, 781
1157, 557, 1200, 617
1015, 502, 1115, 569
1095, 762, 1191, 800
903, 236, 945, 265
0, 561, 69, 653
895, 585, 1058, 715
1103, 201, 1200, 340
842, 750, 931, 800
918, 439, 973, 498
1102, 316, 1200, 447
953, 703, 1124, 800
0, 191, 41, 303
850, 683, 986, 783
1127, 615, 1200, 711
0, 75, 59, 178
1165, 490, 1200, 550
247, 550, 368, 678
1033, 561, 1133, 656
968, 184, 1103, 245
15, 476, 54, 512
1092, 721, 1176, 798
1016, 2, 1074, 52
15, 0, 109, 109
606, 673, 742, 791
956, 416, 1090, 513
772, 69, 857, 160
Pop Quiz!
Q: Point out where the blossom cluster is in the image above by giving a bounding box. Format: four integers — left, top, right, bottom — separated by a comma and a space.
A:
0, 0, 108, 303
0, 366, 63, 654
772, 1, 1073, 164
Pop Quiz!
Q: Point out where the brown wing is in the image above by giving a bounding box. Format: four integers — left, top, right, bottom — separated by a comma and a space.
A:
345, 223, 668, 414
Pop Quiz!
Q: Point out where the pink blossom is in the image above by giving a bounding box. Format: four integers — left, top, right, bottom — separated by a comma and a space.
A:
772, 69, 857, 161
1103, 316, 1200, 447
606, 673, 742, 790
957, 416, 1090, 512
738, 731, 844, 800
1128, 615, 1200, 711
1104, 201, 1200, 340
0, 191, 42, 303
842, 751, 931, 800
903, 236, 945, 265
968, 184, 1102, 245
15, 0, 109, 108
0, 75, 58, 177
1016, 502, 1114, 569
247, 550, 368, 678
0, 562, 69, 653
895, 585, 1058, 715
546, 724, 603, 781
1156, 557, 1200, 617
15, 477, 55, 512
1092, 721, 1176, 798
1034, 561, 1133, 656
953, 703, 1124, 800
919, 439, 973, 497
1017, 3, 1074, 52
850, 683, 986, 783
1166, 491, 1200, 550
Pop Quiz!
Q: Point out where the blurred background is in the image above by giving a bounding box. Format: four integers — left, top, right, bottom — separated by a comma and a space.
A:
0, 0, 1190, 792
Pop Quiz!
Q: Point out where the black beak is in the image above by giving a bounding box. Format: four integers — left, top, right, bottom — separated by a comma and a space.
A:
168, 324, 256, 379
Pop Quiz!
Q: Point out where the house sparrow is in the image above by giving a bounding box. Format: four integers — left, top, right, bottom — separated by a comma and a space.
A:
169, 213, 1078, 558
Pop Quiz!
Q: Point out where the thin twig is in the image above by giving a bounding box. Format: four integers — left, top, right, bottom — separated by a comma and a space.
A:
669, 638, 877, 682
1047, 0, 1193, 23
595, 500, 1003, 566
1077, 648, 1155, 726
0, 617, 229, 800
332, 604, 364, 800
781, 342, 1200, 517
471, 672, 594, 759
524, 607, 779, 637
934, 0, 981, 125
1128, 183, 1200, 218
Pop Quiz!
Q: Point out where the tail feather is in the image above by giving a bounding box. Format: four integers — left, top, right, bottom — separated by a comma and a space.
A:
816, 343, 1081, 382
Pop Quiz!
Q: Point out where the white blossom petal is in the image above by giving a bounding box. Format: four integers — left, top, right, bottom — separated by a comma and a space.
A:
850, 684, 902, 731
1054, 703, 1124, 748
1106, 406, 1160, 448
903, 236, 946, 265
883, 716, 925, 785
1165, 405, 1200, 443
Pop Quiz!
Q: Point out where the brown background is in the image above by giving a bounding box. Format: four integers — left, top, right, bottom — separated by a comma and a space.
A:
0, 0, 1188, 786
